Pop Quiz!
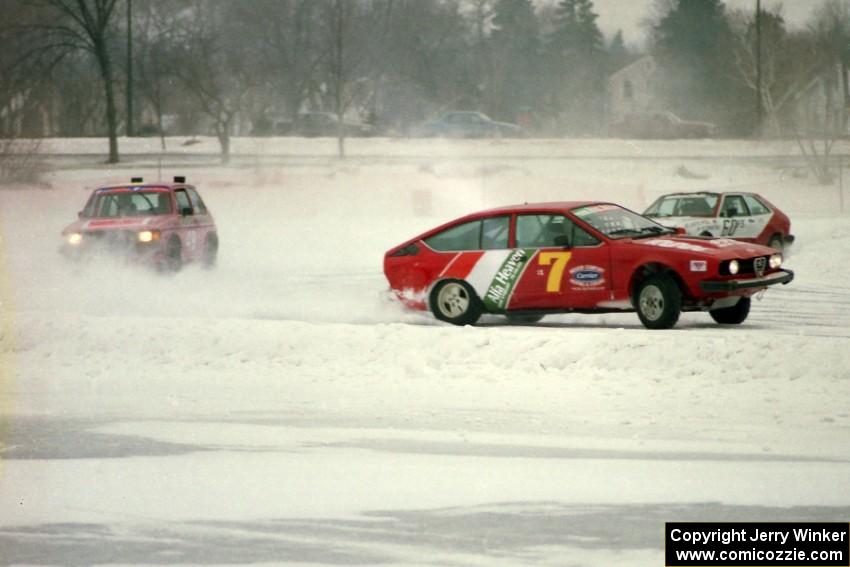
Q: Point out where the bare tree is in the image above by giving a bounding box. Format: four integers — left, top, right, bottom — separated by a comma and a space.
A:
34, 0, 122, 162
171, 1, 258, 163
730, 8, 822, 136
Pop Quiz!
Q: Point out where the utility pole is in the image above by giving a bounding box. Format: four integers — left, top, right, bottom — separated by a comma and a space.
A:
126, 0, 133, 137
755, 0, 762, 137
335, 0, 345, 159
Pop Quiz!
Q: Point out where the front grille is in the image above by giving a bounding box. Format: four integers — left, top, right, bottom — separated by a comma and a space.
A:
738, 255, 771, 275
82, 230, 136, 249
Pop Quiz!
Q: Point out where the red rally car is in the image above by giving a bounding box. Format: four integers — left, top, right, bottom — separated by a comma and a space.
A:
384, 202, 794, 329
60, 177, 218, 270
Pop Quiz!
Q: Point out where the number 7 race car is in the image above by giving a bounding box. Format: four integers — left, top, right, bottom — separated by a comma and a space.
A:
384, 202, 794, 329
643, 191, 794, 250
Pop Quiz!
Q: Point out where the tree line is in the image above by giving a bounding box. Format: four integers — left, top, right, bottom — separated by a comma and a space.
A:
1, 0, 850, 162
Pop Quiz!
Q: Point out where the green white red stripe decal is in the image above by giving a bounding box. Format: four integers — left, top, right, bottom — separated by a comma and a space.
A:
438, 249, 537, 312
481, 248, 536, 311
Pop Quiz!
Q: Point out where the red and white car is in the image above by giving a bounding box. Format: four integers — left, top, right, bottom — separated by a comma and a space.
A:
60, 177, 218, 270
384, 202, 793, 329
643, 191, 794, 250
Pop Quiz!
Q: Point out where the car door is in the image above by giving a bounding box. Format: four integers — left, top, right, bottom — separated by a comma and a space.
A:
186, 187, 213, 258
173, 188, 201, 259
508, 213, 611, 310
718, 194, 755, 238
741, 193, 774, 241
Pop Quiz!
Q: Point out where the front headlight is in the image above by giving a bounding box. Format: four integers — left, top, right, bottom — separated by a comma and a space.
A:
137, 230, 160, 243
769, 253, 782, 269
728, 259, 739, 275
66, 233, 82, 246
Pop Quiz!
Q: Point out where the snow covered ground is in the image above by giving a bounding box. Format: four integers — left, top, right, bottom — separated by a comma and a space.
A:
1, 138, 849, 566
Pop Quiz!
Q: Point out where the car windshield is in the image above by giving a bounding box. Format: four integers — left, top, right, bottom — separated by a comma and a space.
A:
86, 190, 172, 218
571, 204, 672, 239
645, 194, 718, 218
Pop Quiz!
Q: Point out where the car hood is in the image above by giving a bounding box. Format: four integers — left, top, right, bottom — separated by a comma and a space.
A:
632, 235, 774, 259
63, 216, 169, 234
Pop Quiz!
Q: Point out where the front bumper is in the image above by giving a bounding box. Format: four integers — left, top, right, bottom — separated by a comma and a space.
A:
699, 269, 794, 292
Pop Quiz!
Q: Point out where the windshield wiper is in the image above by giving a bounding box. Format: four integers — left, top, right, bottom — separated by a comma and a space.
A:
607, 228, 642, 237
633, 226, 675, 239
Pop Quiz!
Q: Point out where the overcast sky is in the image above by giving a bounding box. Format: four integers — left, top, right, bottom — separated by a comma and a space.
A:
589, 0, 819, 47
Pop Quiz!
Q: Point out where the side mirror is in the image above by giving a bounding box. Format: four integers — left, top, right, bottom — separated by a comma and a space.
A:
180, 206, 193, 217
675, 227, 687, 236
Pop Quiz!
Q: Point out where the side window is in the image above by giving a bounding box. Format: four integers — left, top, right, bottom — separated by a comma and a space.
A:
424, 220, 481, 251
743, 194, 770, 215
517, 215, 571, 247
569, 220, 601, 247
481, 216, 509, 250
175, 189, 192, 214
187, 188, 207, 214
721, 195, 749, 217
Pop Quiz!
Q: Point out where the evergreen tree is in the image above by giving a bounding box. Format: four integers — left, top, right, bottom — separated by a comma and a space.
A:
547, 0, 606, 133
608, 29, 630, 72
652, 0, 746, 133
489, 0, 542, 122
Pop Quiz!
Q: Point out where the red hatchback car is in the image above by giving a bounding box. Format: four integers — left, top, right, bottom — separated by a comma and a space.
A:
60, 177, 218, 270
384, 202, 794, 329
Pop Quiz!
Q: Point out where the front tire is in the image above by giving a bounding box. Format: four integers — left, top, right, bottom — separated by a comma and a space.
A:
635, 274, 681, 329
768, 234, 784, 251
164, 238, 182, 272
429, 280, 483, 326
710, 297, 751, 325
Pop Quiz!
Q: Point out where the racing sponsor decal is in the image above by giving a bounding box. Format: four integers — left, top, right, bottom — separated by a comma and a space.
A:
689, 260, 708, 272
573, 204, 618, 217
641, 238, 709, 252
481, 248, 535, 311
569, 264, 605, 287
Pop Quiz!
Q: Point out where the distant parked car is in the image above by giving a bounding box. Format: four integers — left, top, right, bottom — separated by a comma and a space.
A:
60, 177, 218, 271
277, 112, 374, 137
415, 111, 522, 138
643, 191, 794, 250
609, 112, 717, 139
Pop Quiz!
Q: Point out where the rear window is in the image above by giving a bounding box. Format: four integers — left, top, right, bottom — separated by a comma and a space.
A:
85, 190, 172, 218
424, 216, 510, 251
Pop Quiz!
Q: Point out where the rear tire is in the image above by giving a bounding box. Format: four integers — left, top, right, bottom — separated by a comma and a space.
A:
203, 234, 218, 268
710, 297, 751, 325
635, 274, 681, 329
429, 280, 483, 326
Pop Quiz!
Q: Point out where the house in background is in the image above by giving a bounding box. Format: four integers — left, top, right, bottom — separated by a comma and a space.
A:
608, 55, 657, 125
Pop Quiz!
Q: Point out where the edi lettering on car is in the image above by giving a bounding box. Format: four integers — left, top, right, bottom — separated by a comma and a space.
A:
667, 213, 771, 239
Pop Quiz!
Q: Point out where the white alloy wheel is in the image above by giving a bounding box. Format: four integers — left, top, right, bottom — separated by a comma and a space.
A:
436, 282, 470, 318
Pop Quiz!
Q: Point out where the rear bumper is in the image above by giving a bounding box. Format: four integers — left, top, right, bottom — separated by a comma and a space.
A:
699, 269, 794, 292
784, 234, 796, 245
